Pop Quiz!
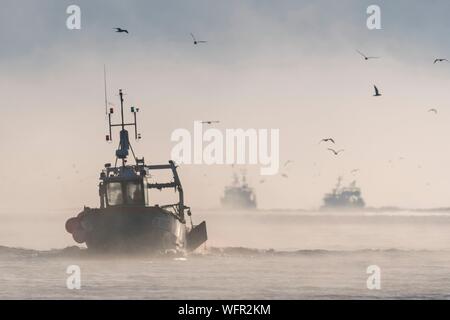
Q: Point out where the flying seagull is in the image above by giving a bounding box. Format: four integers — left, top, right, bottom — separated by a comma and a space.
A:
201, 120, 220, 125
356, 50, 379, 61
351, 169, 360, 174
428, 108, 438, 114
114, 28, 129, 34
328, 148, 344, 156
434, 58, 448, 64
281, 174, 289, 179
319, 138, 335, 144
373, 85, 382, 97
190, 33, 207, 45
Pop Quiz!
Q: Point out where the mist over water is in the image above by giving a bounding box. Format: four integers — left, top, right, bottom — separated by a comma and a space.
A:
4, 209, 450, 251
1, 209, 450, 299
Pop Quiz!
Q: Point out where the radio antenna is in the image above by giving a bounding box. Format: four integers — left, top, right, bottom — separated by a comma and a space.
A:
104, 64, 108, 115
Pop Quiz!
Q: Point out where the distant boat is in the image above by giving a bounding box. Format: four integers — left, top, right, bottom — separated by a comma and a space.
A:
221, 172, 257, 210
321, 177, 365, 210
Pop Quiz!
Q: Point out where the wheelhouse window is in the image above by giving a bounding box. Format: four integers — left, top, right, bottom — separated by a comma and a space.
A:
126, 181, 144, 205
106, 182, 123, 206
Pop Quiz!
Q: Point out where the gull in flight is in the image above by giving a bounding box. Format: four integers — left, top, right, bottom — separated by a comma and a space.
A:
328, 148, 345, 156
319, 138, 335, 144
201, 120, 220, 125
356, 50, 380, 61
373, 85, 382, 97
114, 28, 129, 34
434, 58, 448, 64
190, 33, 207, 45
428, 108, 438, 114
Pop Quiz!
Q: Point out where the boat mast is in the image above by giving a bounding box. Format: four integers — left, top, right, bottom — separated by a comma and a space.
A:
104, 65, 108, 116
120, 90, 125, 130
119, 89, 126, 166
106, 89, 141, 166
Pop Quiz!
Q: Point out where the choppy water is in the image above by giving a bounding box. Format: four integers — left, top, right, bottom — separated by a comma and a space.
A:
1, 209, 450, 299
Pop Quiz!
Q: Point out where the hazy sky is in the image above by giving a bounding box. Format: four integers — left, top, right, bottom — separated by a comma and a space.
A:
2, 0, 450, 212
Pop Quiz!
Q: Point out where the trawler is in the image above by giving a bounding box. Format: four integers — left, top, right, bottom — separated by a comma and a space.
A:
322, 177, 365, 209
65, 90, 207, 253
221, 171, 257, 209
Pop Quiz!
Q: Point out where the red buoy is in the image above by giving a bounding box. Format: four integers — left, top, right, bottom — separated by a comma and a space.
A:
73, 229, 87, 244
65, 217, 80, 234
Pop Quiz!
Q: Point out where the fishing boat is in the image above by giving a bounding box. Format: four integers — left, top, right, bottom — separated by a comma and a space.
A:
65, 89, 207, 253
221, 171, 257, 210
321, 177, 365, 210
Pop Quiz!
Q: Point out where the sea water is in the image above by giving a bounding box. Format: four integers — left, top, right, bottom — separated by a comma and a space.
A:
1, 209, 450, 299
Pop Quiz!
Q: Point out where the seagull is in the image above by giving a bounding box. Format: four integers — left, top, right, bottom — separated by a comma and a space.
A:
201, 120, 220, 125
319, 138, 335, 144
281, 174, 289, 179
114, 28, 129, 34
356, 50, 380, 61
328, 148, 345, 156
190, 33, 207, 45
351, 169, 360, 174
373, 85, 382, 97
434, 58, 448, 64
428, 108, 438, 114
